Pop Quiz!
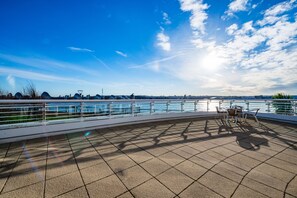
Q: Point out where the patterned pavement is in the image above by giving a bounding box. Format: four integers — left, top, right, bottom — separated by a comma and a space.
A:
0, 117, 296, 198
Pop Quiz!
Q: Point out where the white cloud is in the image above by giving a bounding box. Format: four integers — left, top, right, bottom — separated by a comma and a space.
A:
144, 0, 297, 94
257, 0, 296, 26
156, 29, 171, 51
179, 0, 209, 36
229, 0, 249, 12
6, 75, 15, 88
223, 0, 249, 19
162, 12, 171, 24
226, 24, 238, 35
115, 50, 128, 57
67, 46, 94, 52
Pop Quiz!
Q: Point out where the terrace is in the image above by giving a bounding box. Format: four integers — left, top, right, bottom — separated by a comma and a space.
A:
0, 117, 297, 198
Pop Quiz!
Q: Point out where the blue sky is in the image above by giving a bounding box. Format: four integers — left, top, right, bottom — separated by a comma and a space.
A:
0, 0, 296, 96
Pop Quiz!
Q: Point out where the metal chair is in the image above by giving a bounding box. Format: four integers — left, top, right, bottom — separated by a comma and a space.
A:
216, 106, 227, 119
244, 108, 260, 125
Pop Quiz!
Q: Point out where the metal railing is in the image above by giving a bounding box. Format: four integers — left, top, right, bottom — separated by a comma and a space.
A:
0, 99, 296, 128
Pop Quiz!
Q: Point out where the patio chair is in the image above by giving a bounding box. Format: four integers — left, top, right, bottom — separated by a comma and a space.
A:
244, 108, 260, 125
216, 106, 227, 119
226, 108, 239, 125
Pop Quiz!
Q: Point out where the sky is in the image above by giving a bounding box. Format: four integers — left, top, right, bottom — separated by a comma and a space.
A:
0, 0, 296, 96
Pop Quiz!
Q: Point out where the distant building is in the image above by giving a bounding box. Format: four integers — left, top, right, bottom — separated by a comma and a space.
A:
73, 93, 81, 99
15, 92, 23, 99
41, 92, 51, 99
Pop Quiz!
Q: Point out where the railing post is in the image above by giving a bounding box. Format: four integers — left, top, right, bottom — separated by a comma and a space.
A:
42, 102, 46, 125
245, 101, 249, 111
131, 101, 135, 116
94, 105, 97, 115
294, 101, 297, 115
219, 100, 222, 109
108, 102, 112, 117
150, 102, 154, 114
181, 101, 184, 112
166, 101, 169, 113
266, 101, 271, 112
207, 100, 209, 112
230, 100, 234, 108
80, 102, 84, 121
194, 100, 198, 112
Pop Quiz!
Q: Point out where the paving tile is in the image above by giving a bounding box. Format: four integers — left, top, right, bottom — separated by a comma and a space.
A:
80, 162, 113, 184
126, 150, 154, 164
117, 191, 134, 198
196, 152, 221, 164
131, 178, 175, 198
246, 169, 287, 191
3, 169, 45, 192
211, 164, 244, 183
157, 168, 193, 194
146, 146, 169, 157
172, 147, 194, 159
179, 182, 222, 198
116, 165, 152, 189
266, 157, 297, 174
275, 152, 297, 165
46, 158, 78, 179
286, 176, 297, 196
107, 155, 136, 173
0, 181, 44, 198
57, 186, 89, 198
189, 155, 215, 169
254, 163, 294, 182
211, 147, 236, 157
198, 171, 238, 197
140, 158, 170, 176
75, 151, 103, 170
12, 157, 46, 174
158, 152, 185, 166
232, 185, 269, 198
285, 193, 296, 198
45, 171, 84, 198
282, 148, 297, 157
241, 177, 284, 198
241, 150, 271, 161
222, 143, 246, 152
225, 154, 261, 171
214, 162, 247, 176
86, 175, 127, 198
175, 160, 207, 180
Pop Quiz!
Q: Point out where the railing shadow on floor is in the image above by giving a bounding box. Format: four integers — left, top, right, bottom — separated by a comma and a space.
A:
0, 117, 296, 179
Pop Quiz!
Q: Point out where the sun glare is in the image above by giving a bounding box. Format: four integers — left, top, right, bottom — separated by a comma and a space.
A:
201, 52, 223, 71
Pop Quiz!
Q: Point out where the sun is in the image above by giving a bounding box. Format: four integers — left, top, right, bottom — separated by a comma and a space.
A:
201, 52, 224, 71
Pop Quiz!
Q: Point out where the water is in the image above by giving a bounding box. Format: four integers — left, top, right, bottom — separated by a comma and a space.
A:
46, 100, 288, 116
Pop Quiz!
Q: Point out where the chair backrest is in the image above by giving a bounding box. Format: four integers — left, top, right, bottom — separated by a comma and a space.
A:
227, 108, 237, 116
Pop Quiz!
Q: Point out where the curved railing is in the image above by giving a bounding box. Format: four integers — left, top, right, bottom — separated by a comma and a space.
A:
0, 99, 296, 128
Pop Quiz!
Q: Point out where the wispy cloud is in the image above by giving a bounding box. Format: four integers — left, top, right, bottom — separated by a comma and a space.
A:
91, 54, 112, 70
115, 50, 128, 57
67, 46, 94, 52
129, 53, 184, 69
0, 53, 100, 76
6, 75, 15, 88
162, 12, 171, 25
0, 66, 104, 87
156, 28, 171, 51
179, 0, 209, 36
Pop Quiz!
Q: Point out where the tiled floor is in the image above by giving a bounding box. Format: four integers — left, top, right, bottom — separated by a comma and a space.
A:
0, 117, 297, 198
